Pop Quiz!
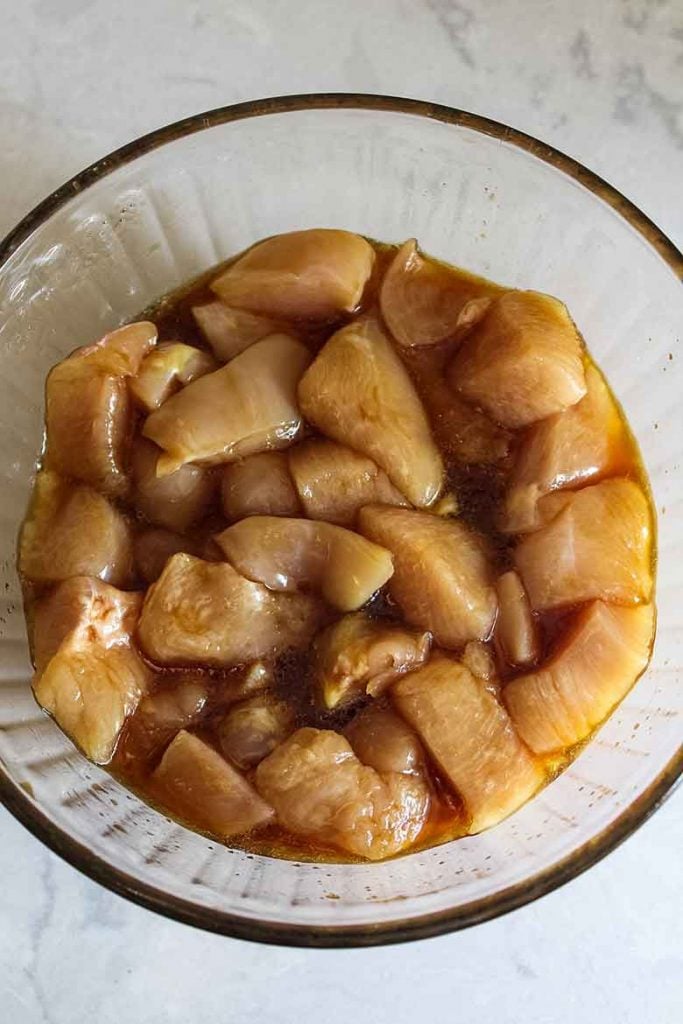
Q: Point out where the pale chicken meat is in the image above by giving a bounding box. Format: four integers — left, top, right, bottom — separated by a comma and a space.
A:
358, 505, 497, 648
138, 553, 324, 667
494, 570, 540, 668
448, 291, 586, 428
393, 656, 542, 832
192, 301, 284, 361
131, 437, 215, 532
221, 451, 301, 521
345, 704, 424, 775
505, 601, 655, 753
133, 527, 202, 583
298, 317, 443, 507
45, 321, 157, 496
32, 577, 150, 763
215, 517, 393, 612
153, 730, 275, 838
515, 478, 653, 611
116, 675, 210, 769
129, 342, 216, 411
217, 694, 296, 770
143, 334, 311, 474
313, 612, 431, 709
210, 228, 375, 320
255, 728, 430, 860
19, 470, 133, 587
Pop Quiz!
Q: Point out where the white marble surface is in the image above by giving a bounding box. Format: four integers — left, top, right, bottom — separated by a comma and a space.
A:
1, 1, 682, 1021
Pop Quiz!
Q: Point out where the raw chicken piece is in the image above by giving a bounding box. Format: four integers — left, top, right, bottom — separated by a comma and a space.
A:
393, 656, 542, 832
505, 601, 655, 753
358, 505, 497, 648
116, 674, 210, 769
255, 728, 430, 860
19, 470, 133, 587
217, 694, 296, 769
462, 641, 498, 683
214, 517, 393, 612
133, 527, 201, 583
298, 317, 443, 506
129, 342, 216, 411
45, 321, 157, 496
515, 478, 653, 611
210, 228, 375, 320
447, 291, 586, 428
494, 571, 540, 668
138, 553, 324, 667
143, 334, 311, 474
380, 239, 498, 347
313, 612, 431, 708
221, 451, 300, 521
192, 301, 284, 361
289, 439, 408, 526
345, 704, 424, 774
32, 577, 150, 763
502, 365, 627, 532
153, 730, 274, 838
131, 437, 215, 532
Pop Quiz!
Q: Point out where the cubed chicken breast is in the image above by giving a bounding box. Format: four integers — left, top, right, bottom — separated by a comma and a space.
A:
289, 439, 408, 526
133, 527, 201, 583
45, 321, 157, 496
217, 694, 296, 769
115, 674, 210, 770
138, 553, 324, 667
255, 728, 430, 860
129, 342, 216, 411
215, 517, 393, 612
221, 451, 300, 521
192, 301, 285, 361
32, 577, 150, 763
131, 437, 215, 532
153, 730, 274, 838
505, 601, 655, 753
515, 478, 653, 611
210, 228, 375, 320
447, 291, 586, 428
393, 656, 542, 832
313, 612, 431, 708
345, 704, 424, 775
19, 470, 133, 587
298, 317, 443, 507
143, 334, 311, 474
358, 505, 497, 647
494, 571, 540, 668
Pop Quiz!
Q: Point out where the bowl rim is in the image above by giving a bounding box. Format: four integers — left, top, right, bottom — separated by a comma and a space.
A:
0, 92, 681, 948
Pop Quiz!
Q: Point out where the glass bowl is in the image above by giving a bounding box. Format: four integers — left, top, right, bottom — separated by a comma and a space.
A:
0, 95, 681, 947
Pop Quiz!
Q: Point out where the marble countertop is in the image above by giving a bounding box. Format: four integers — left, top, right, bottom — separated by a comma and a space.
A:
1, 1, 681, 1021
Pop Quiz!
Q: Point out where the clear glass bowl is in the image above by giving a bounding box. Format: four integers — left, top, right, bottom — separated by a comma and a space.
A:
0, 95, 680, 947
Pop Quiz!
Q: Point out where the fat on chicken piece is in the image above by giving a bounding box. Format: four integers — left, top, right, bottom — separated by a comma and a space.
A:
289, 439, 408, 526
133, 527, 202, 583
494, 571, 540, 668
192, 301, 285, 361
358, 505, 497, 648
129, 342, 216, 411
138, 553, 324, 667
45, 321, 157, 496
116, 674, 210, 769
345, 704, 424, 775
298, 316, 443, 507
215, 517, 393, 612
143, 334, 311, 474
153, 730, 274, 838
502, 365, 627, 532
505, 601, 655, 753
313, 613, 431, 709
217, 694, 296, 770
19, 470, 133, 587
255, 728, 430, 860
131, 437, 215, 532
448, 291, 586, 428
393, 656, 542, 832
210, 228, 375, 320
221, 451, 301, 521
515, 478, 653, 611
32, 577, 150, 763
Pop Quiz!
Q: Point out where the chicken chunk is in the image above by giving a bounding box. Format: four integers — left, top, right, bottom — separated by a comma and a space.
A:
32, 577, 150, 763
131, 437, 215, 532
221, 451, 300, 521
345, 704, 424, 775
192, 301, 284, 361
298, 317, 443, 507
19, 470, 133, 587
461, 641, 498, 684
217, 695, 296, 769
358, 505, 497, 648
393, 656, 542, 832
313, 613, 431, 709
215, 517, 393, 612
255, 728, 429, 860
133, 527, 201, 583
153, 730, 274, 838
45, 321, 157, 496
143, 334, 311, 474
115, 674, 210, 770
210, 228, 375, 320
515, 478, 653, 611
129, 342, 216, 411
494, 571, 540, 668
505, 601, 655, 753
138, 553, 324, 667
448, 291, 586, 428
289, 439, 408, 526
